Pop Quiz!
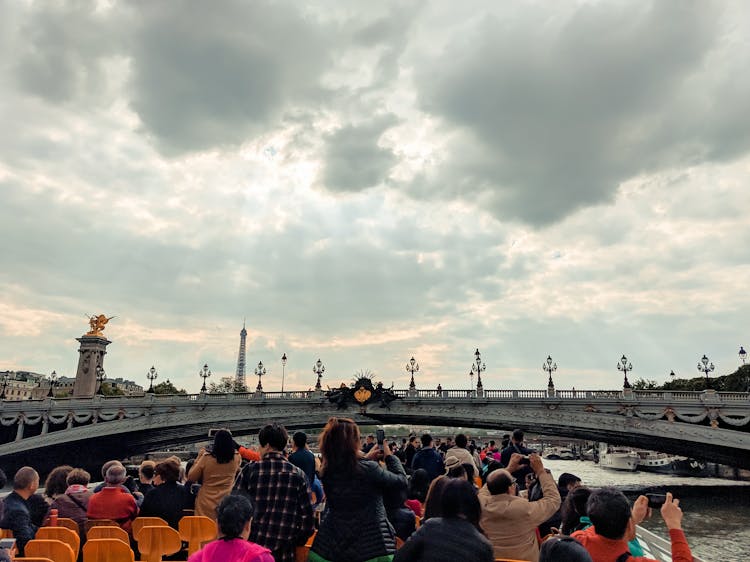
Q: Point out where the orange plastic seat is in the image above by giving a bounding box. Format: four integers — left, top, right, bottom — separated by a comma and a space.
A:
86, 526, 129, 544
14, 558, 55, 562
494, 559, 532, 562
177, 516, 216, 556
131, 517, 168, 540
54, 518, 80, 534
24, 539, 76, 562
395, 537, 405, 549
474, 476, 483, 488
136, 526, 182, 562
0, 528, 14, 538
82, 538, 135, 562
36, 527, 80, 558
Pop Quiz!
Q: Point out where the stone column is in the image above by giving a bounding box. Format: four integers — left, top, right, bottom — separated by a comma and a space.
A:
73, 335, 111, 397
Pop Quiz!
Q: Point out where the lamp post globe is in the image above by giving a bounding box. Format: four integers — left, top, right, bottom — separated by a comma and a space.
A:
471, 348, 486, 390
95, 365, 107, 395
255, 361, 266, 392
313, 359, 325, 391
697, 354, 715, 390
406, 356, 419, 389
146, 366, 158, 393
617, 355, 633, 389
543, 356, 557, 388
199, 364, 211, 393
47, 370, 58, 397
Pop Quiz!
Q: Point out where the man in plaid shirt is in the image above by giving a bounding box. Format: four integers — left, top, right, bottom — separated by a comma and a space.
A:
242, 423, 314, 562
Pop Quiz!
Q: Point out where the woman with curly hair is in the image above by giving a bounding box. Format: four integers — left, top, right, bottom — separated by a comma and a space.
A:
309, 418, 407, 562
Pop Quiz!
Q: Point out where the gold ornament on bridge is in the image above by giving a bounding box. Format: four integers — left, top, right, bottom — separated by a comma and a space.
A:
85, 314, 115, 336
354, 386, 372, 404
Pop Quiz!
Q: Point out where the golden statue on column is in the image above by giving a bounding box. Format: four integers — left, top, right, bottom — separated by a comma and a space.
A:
85, 314, 115, 337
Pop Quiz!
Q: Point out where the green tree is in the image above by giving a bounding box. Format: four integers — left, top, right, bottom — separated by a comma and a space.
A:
632, 378, 658, 390
99, 382, 124, 396
152, 380, 187, 395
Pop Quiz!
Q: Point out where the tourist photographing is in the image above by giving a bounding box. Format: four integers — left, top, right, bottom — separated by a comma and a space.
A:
479, 453, 560, 562
309, 417, 407, 562
572, 488, 693, 562
188, 495, 273, 562
187, 428, 241, 521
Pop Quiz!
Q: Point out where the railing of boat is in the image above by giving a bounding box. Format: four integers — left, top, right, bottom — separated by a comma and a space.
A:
636, 525, 704, 562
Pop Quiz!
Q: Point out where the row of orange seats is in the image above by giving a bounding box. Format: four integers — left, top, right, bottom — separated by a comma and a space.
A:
3, 515, 218, 562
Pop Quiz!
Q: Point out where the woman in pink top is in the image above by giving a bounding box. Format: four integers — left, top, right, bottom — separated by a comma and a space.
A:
189, 495, 273, 562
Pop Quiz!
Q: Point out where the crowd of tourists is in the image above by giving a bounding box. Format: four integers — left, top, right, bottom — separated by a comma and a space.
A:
0, 422, 694, 562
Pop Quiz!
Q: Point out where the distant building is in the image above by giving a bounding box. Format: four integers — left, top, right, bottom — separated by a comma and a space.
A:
108, 377, 144, 395
0, 370, 50, 400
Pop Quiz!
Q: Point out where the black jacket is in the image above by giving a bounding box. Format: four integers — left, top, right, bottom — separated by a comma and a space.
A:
0, 492, 37, 556
312, 455, 407, 562
139, 482, 195, 529
393, 517, 494, 562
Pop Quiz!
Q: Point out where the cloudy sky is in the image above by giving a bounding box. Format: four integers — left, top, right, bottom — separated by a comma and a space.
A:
1, 0, 748, 394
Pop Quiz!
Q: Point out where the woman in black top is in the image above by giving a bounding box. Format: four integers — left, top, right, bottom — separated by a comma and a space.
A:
310, 417, 407, 562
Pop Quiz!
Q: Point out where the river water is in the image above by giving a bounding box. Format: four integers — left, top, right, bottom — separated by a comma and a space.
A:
542, 459, 750, 561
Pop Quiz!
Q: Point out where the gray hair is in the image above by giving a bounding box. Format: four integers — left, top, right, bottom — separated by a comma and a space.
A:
13, 466, 39, 490
105, 464, 127, 485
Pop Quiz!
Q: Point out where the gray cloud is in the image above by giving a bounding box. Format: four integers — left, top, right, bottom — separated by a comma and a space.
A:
412, 1, 750, 225
127, 1, 333, 154
11, 0, 120, 103
320, 115, 398, 192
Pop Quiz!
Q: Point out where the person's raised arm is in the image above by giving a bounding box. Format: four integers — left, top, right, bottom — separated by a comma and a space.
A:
660, 493, 693, 562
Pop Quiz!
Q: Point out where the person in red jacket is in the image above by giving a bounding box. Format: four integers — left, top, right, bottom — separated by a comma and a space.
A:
572, 488, 692, 562
87, 464, 138, 534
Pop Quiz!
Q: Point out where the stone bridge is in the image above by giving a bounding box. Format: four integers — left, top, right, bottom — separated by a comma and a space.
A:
1, 388, 748, 475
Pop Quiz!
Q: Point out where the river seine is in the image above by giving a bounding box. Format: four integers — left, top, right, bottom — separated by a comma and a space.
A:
542, 459, 750, 561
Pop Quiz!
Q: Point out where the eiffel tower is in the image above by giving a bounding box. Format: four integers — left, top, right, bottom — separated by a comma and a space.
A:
235, 320, 247, 391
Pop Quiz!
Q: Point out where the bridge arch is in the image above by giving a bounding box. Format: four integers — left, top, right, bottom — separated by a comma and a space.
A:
0, 389, 748, 475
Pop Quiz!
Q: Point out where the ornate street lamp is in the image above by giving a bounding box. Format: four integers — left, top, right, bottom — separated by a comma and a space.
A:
543, 356, 557, 388
1, 372, 10, 400
740, 346, 747, 365
254, 361, 266, 392
146, 366, 158, 393
47, 370, 58, 397
617, 355, 632, 389
199, 363, 211, 393
281, 353, 287, 393
406, 356, 419, 390
95, 365, 107, 395
471, 348, 486, 389
669, 370, 676, 381
697, 354, 715, 390
313, 359, 325, 391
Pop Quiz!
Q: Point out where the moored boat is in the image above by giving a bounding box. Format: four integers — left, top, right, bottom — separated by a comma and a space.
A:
543, 447, 576, 460
636, 451, 677, 474
598, 443, 639, 471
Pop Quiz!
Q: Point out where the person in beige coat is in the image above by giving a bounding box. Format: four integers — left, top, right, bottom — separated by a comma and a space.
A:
187, 429, 241, 520
478, 453, 560, 562
444, 434, 482, 474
